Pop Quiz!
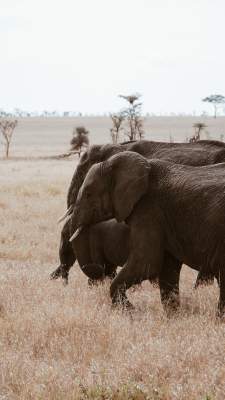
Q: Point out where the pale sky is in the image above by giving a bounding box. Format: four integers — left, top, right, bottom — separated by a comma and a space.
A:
1, 0, 225, 114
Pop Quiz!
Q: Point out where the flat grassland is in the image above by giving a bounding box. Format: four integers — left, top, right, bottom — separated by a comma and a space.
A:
0, 117, 225, 399
6, 115, 225, 157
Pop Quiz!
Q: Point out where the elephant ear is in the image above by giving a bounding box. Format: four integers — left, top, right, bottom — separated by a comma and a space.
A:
108, 152, 150, 222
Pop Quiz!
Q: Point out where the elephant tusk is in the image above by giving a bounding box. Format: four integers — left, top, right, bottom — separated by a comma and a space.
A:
69, 226, 83, 242
63, 214, 72, 225
57, 205, 73, 224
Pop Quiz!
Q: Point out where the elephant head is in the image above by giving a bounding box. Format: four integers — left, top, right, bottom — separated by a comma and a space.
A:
70, 151, 150, 241
67, 144, 125, 208
58, 144, 126, 224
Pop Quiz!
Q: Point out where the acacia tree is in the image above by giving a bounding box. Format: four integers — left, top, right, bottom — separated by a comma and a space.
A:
0, 119, 18, 158
189, 122, 207, 142
202, 94, 225, 118
70, 126, 89, 157
110, 113, 125, 144
134, 114, 144, 140
119, 93, 144, 141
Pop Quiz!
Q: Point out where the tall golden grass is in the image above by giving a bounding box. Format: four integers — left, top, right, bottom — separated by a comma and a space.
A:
0, 158, 224, 399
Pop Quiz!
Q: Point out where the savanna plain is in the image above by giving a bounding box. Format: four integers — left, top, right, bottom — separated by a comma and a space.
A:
0, 117, 225, 399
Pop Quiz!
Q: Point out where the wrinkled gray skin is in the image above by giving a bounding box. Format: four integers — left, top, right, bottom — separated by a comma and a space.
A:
71, 152, 225, 317
51, 140, 225, 284
51, 218, 129, 285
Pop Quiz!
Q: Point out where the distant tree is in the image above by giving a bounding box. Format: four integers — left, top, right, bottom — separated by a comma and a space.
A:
0, 118, 18, 158
202, 94, 225, 118
193, 122, 207, 137
70, 126, 89, 157
134, 114, 144, 140
0, 109, 12, 117
119, 93, 144, 140
110, 113, 125, 144
189, 122, 207, 142
13, 108, 23, 117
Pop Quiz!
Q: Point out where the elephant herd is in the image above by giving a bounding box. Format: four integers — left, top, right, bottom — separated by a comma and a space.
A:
51, 139, 225, 318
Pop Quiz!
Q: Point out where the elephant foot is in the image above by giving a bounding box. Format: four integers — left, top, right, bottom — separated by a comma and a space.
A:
61, 269, 69, 285
220, 314, 225, 323
50, 266, 62, 280
216, 310, 225, 322
111, 289, 134, 311
62, 276, 69, 286
87, 274, 116, 287
112, 299, 135, 312
194, 277, 214, 289
194, 271, 214, 289
50, 265, 69, 286
149, 277, 159, 287
106, 271, 117, 280
122, 299, 135, 311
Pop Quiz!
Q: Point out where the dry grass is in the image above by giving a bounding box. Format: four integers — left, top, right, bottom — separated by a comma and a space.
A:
0, 157, 225, 400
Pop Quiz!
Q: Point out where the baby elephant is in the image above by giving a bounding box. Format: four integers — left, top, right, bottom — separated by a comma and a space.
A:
50, 219, 130, 284
51, 218, 214, 288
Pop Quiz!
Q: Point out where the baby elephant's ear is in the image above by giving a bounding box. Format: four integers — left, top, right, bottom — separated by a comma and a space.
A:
110, 152, 150, 222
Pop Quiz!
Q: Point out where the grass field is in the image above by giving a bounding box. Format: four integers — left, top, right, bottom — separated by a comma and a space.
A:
3, 116, 225, 157
0, 118, 225, 399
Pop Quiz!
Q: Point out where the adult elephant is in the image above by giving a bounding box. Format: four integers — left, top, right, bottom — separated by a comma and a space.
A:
67, 140, 225, 209
69, 152, 224, 317
52, 139, 225, 284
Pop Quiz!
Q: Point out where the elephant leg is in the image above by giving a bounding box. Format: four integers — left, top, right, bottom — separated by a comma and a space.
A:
50, 264, 73, 285
50, 265, 64, 280
148, 276, 159, 287
110, 223, 164, 309
110, 262, 139, 309
50, 264, 73, 283
104, 263, 117, 280
218, 267, 225, 319
60, 264, 72, 285
194, 270, 215, 288
50, 222, 76, 284
89, 245, 117, 281
159, 253, 182, 315
105, 203, 164, 308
